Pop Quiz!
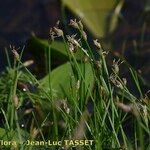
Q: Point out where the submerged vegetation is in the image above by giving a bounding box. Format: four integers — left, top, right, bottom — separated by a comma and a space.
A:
0, 20, 150, 150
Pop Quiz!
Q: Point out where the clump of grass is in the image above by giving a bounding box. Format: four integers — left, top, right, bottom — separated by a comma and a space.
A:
0, 20, 150, 150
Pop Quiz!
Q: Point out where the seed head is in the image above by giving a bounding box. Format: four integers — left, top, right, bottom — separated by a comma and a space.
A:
69, 19, 84, 30
55, 99, 70, 114
67, 34, 81, 48
112, 59, 123, 74
69, 19, 79, 29
53, 27, 63, 37
109, 74, 123, 89
93, 39, 102, 49
11, 46, 20, 61
95, 60, 102, 69
49, 21, 63, 40
68, 43, 77, 53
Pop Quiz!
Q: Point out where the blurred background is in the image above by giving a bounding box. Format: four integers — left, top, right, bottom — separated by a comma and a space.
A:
0, 0, 149, 91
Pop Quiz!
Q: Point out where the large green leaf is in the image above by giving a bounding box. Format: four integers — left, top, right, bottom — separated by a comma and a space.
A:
27, 36, 85, 62
40, 62, 94, 99
62, 0, 122, 37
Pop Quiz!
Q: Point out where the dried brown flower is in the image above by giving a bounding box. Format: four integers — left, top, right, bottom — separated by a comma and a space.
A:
49, 21, 63, 40
93, 39, 102, 49
69, 19, 79, 29
112, 59, 123, 74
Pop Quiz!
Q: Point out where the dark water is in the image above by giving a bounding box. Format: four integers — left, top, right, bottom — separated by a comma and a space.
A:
112, 0, 150, 89
0, 0, 61, 70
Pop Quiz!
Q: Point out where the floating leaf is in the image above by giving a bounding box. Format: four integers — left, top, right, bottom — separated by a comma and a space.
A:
62, 0, 121, 37
27, 36, 85, 61
40, 62, 94, 99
